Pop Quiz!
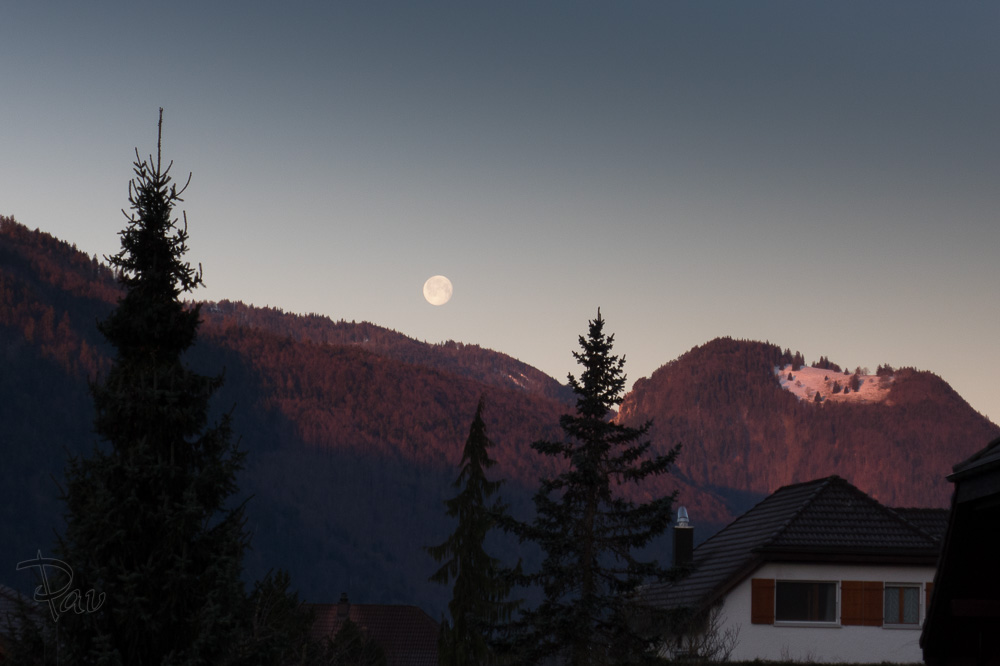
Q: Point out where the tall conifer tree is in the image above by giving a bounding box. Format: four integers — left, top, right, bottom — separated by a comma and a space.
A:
426, 396, 517, 666
58, 111, 247, 665
503, 310, 680, 665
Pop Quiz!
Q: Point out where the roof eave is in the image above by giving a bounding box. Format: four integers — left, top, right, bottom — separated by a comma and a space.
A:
949, 436, 1000, 479
756, 547, 940, 566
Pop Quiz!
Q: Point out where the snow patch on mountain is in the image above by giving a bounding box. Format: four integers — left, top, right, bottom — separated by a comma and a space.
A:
776, 364, 893, 405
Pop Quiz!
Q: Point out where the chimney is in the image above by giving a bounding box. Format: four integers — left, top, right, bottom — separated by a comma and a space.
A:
673, 507, 694, 567
337, 592, 350, 618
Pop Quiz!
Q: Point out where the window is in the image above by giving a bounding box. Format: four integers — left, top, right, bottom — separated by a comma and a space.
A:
752, 578, 932, 627
884, 585, 920, 625
775, 581, 837, 623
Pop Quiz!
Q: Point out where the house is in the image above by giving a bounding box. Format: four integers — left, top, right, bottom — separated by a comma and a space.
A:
640, 476, 946, 663
309, 594, 439, 666
921, 435, 1000, 666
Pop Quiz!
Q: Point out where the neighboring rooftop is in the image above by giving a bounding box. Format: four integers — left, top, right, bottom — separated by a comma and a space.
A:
922, 435, 1000, 665
950, 435, 1000, 481
310, 595, 439, 666
893, 507, 950, 540
642, 476, 943, 614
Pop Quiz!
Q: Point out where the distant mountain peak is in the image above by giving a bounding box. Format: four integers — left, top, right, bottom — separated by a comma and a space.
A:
617, 337, 999, 524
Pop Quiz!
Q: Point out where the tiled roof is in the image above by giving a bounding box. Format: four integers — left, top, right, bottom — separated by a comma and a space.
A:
310, 599, 439, 666
892, 507, 949, 540
641, 476, 941, 613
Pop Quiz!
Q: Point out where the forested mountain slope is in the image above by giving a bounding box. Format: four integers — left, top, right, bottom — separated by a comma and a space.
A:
617, 337, 999, 526
3, 216, 995, 616
0, 216, 568, 614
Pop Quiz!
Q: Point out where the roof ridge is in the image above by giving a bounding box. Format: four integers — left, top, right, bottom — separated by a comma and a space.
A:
689, 476, 842, 556
771, 474, 842, 493
770, 476, 942, 549
881, 504, 942, 545
831, 478, 942, 547
760, 476, 837, 547
686, 482, 799, 554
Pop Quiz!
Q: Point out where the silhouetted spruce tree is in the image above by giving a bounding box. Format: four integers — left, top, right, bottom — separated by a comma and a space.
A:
327, 618, 386, 666
501, 310, 680, 666
426, 396, 518, 666
230, 570, 329, 666
58, 111, 248, 665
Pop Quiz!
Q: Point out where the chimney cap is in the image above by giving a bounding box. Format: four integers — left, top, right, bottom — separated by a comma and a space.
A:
677, 506, 690, 527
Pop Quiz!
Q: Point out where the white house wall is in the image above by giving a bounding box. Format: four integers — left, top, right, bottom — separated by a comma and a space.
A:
715, 562, 936, 663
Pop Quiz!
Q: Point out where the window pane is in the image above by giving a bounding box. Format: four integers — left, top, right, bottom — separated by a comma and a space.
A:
885, 586, 900, 623
885, 586, 920, 624
776, 582, 836, 622
902, 587, 919, 624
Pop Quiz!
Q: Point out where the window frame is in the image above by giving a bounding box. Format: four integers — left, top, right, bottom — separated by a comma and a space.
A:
751, 578, 933, 629
882, 583, 922, 628
773, 580, 840, 626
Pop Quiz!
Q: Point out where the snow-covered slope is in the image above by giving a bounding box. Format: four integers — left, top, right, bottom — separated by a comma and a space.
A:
776, 364, 893, 405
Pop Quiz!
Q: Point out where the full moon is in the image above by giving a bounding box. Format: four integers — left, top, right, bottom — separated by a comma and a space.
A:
423, 275, 453, 306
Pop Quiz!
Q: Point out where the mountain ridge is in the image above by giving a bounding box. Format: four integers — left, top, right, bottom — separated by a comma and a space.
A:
2, 215, 996, 617
617, 337, 997, 522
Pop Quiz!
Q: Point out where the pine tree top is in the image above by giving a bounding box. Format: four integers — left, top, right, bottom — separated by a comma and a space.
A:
100, 109, 203, 364
568, 309, 628, 420
501, 310, 680, 665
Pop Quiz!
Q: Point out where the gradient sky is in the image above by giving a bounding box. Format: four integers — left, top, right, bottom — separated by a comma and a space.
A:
2, 2, 998, 423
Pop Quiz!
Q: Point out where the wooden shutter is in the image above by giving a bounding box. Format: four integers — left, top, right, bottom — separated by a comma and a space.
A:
841, 581, 864, 625
925, 582, 934, 615
842, 581, 884, 626
751, 578, 775, 624
862, 581, 883, 626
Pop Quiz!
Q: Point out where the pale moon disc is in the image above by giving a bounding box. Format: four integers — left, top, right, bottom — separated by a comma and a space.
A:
423, 275, 453, 306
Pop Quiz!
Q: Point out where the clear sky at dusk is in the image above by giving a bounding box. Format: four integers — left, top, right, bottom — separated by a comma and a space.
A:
2, 2, 998, 423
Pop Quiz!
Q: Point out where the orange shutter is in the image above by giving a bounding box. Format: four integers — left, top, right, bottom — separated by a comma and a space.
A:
842, 581, 883, 626
751, 578, 775, 624
925, 582, 934, 614
863, 581, 883, 626
841, 581, 864, 625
